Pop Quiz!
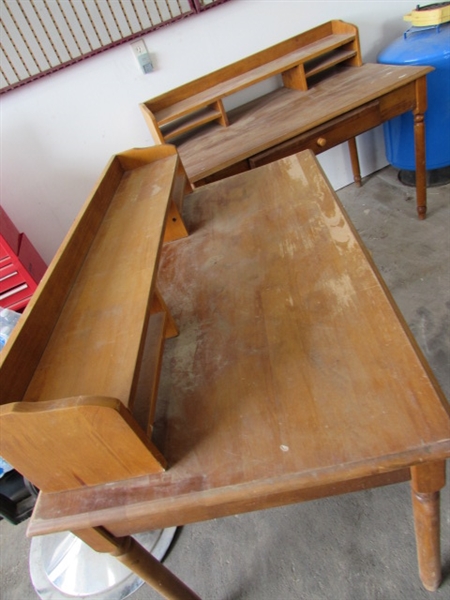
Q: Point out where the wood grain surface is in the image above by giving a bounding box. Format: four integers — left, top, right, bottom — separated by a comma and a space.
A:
0, 147, 189, 493
30, 151, 449, 537
177, 63, 432, 183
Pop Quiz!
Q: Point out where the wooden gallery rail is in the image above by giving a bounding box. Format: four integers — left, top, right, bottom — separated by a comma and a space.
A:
0, 147, 449, 600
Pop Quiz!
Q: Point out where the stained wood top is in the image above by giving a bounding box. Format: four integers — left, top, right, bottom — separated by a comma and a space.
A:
30, 151, 450, 538
177, 63, 433, 183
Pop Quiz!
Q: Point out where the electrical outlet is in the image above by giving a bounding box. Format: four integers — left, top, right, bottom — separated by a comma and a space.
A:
131, 39, 153, 74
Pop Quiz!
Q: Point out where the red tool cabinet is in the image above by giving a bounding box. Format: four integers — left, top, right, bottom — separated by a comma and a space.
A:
0, 208, 46, 312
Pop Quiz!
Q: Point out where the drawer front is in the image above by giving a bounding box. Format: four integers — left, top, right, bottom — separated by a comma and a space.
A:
249, 100, 382, 168
378, 81, 417, 121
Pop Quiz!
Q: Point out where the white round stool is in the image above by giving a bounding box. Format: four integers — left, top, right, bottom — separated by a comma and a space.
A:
29, 527, 177, 599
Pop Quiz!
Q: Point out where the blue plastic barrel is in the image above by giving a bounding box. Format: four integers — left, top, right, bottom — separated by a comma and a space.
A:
378, 22, 450, 173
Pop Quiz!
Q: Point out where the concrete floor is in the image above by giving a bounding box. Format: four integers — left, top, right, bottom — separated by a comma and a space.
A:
0, 165, 449, 600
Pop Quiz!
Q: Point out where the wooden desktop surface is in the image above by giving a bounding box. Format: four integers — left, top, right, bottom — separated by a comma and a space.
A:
30, 150, 450, 540
177, 63, 432, 184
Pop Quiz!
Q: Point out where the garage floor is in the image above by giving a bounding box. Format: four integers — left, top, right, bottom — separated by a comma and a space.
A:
0, 164, 449, 600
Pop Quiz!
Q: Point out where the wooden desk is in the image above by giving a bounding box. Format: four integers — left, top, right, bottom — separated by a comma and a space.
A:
140, 21, 432, 219
29, 151, 450, 599
176, 63, 431, 219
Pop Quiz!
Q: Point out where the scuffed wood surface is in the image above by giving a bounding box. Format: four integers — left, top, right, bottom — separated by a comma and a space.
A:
30, 150, 450, 537
177, 63, 431, 182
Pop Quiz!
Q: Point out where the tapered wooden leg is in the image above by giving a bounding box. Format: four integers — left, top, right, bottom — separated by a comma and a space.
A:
347, 137, 362, 187
414, 76, 428, 220
74, 527, 202, 600
414, 114, 427, 220
410, 461, 446, 591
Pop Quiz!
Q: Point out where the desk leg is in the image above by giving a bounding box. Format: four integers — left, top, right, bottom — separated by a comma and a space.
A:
74, 527, 202, 600
414, 76, 428, 220
347, 138, 362, 187
410, 461, 446, 591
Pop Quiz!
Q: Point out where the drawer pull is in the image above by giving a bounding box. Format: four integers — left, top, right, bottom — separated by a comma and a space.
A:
316, 137, 327, 147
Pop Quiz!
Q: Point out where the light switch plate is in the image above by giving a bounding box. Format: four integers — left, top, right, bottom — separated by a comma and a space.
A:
131, 39, 153, 74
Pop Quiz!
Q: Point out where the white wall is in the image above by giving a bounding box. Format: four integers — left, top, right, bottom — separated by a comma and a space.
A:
0, 0, 414, 264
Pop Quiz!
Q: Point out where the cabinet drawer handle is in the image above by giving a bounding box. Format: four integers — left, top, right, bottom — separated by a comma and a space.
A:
316, 137, 327, 147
